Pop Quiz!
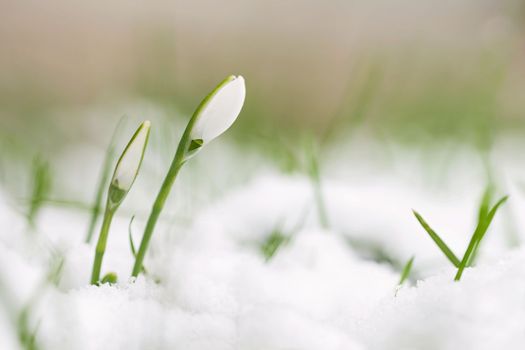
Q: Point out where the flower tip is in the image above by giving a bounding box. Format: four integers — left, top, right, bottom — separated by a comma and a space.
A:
230, 75, 245, 92
110, 121, 151, 199
232, 74, 244, 82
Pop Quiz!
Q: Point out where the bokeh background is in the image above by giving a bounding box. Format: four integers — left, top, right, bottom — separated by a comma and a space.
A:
1, 0, 525, 194
2, 4, 525, 348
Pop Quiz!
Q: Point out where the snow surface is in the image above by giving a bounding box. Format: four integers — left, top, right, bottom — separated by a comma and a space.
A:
2, 135, 525, 350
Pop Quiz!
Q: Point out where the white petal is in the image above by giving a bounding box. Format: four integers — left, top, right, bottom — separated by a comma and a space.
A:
112, 120, 151, 191
190, 76, 245, 143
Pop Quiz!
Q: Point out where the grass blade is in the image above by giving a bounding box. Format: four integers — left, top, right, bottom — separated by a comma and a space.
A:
101, 272, 117, 284
27, 155, 52, 227
128, 215, 147, 274
85, 117, 126, 243
260, 229, 290, 261
128, 215, 137, 257
398, 256, 415, 286
454, 195, 508, 281
467, 188, 493, 266
477, 186, 492, 225
412, 210, 460, 267
476, 195, 508, 248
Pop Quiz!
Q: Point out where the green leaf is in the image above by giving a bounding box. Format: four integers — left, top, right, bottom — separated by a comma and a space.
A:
101, 272, 118, 284
467, 187, 494, 266
188, 139, 203, 152
47, 255, 65, 287
85, 116, 126, 243
454, 195, 508, 281
477, 186, 492, 225
260, 229, 290, 261
17, 306, 40, 350
128, 215, 137, 257
476, 195, 508, 247
398, 256, 415, 286
412, 210, 460, 267
27, 155, 52, 227
128, 215, 147, 274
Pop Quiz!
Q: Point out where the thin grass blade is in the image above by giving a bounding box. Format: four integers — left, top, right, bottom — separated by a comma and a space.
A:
467, 195, 508, 266
412, 210, 460, 267
85, 117, 126, 243
398, 256, 415, 286
455, 195, 508, 281
128, 215, 137, 257
28, 155, 52, 227
479, 195, 508, 242
261, 228, 290, 261
466, 187, 493, 266
477, 186, 492, 224
128, 215, 147, 274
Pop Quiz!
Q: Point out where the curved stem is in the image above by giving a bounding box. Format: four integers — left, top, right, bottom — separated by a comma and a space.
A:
131, 154, 184, 277
85, 158, 112, 243
91, 207, 115, 284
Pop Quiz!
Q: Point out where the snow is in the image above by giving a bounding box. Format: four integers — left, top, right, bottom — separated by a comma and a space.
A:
363, 250, 525, 350
1, 136, 525, 349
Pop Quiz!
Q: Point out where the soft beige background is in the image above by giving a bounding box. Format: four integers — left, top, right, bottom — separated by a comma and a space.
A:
0, 0, 524, 146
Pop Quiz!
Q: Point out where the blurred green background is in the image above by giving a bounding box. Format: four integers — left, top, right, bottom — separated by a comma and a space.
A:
1, 0, 525, 162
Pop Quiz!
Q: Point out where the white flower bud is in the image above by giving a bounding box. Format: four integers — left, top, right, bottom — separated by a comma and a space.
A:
190, 75, 245, 146
111, 120, 151, 193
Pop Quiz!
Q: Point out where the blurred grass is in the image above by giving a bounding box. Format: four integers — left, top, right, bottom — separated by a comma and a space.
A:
1, 0, 525, 178
27, 156, 52, 227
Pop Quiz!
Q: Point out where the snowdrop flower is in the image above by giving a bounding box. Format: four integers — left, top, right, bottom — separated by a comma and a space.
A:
131, 75, 245, 277
108, 120, 151, 208
92, 120, 151, 285
187, 75, 245, 155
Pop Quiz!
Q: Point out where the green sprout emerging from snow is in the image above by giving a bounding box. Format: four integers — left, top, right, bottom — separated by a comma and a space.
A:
398, 256, 415, 286
395, 255, 415, 296
128, 215, 147, 275
413, 188, 507, 281
27, 155, 52, 227
131, 75, 246, 278
260, 229, 290, 261
91, 121, 151, 285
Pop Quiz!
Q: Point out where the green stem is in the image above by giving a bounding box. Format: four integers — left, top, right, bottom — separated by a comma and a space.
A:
454, 227, 481, 281
131, 152, 185, 277
91, 207, 115, 284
